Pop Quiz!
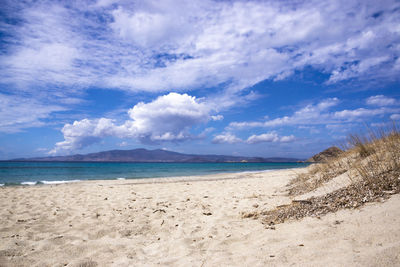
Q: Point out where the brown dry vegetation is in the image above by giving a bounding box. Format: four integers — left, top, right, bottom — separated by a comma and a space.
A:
243, 123, 400, 225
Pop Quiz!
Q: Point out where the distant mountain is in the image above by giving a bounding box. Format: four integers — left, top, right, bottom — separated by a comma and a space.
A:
9, 148, 302, 163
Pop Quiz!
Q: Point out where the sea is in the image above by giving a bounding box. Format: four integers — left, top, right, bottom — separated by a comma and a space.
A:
0, 161, 309, 186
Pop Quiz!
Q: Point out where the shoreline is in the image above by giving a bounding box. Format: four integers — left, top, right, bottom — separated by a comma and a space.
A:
0, 164, 307, 187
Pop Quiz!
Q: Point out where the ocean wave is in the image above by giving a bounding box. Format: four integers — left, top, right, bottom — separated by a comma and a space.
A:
117, 177, 126, 180
21, 181, 37, 185
18, 180, 81, 186
40, 180, 81, 184
0, 183, 4, 186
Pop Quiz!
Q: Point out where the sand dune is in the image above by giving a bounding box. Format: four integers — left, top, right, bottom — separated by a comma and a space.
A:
0, 169, 399, 266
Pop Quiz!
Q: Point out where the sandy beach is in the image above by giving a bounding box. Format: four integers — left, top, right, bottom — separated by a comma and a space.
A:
1, 168, 399, 266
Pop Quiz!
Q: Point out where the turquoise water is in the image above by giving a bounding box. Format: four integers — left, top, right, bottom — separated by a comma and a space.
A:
0, 161, 309, 186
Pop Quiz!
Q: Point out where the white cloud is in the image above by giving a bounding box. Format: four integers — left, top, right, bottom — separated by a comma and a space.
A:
230, 98, 340, 128
230, 97, 400, 129
211, 115, 223, 121
366, 95, 396, 106
246, 132, 295, 144
1, 0, 399, 134
246, 133, 279, 144
212, 131, 296, 144
391, 114, 400, 120
125, 92, 210, 139
0, 93, 65, 133
51, 93, 218, 153
1, 0, 399, 96
212, 133, 242, 144
279, 135, 296, 143
333, 108, 387, 119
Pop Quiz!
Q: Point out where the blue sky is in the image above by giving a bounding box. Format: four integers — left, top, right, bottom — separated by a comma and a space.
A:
0, 0, 399, 160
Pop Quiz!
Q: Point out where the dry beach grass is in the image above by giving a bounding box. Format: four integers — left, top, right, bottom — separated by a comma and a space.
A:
244, 124, 400, 225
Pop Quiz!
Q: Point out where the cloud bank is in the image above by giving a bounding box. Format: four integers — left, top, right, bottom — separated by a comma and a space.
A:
1, 0, 399, 94
50, 93, 216, 153
229, 96, 400, 130
0, 0, 399, 133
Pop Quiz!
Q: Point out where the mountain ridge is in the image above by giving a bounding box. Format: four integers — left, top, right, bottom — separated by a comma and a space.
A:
7, 148, 302, 163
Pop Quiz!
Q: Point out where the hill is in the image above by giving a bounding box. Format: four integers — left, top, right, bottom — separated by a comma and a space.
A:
10, 148, 301, 163
306, 146, 343, 162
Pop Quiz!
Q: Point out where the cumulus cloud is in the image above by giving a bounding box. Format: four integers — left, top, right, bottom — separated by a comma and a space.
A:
212, 133, 242, 144
50, 93, 219, 153
366, 95, 397, 106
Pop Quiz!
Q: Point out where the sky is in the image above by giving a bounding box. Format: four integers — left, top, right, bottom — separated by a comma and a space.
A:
0, 0, 399, 160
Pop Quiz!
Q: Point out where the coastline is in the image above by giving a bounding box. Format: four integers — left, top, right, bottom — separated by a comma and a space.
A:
1, 167, 399, 266
0, 161, 308, 186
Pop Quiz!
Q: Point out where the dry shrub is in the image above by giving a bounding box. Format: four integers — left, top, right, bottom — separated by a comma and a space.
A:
261, 171, 399, 225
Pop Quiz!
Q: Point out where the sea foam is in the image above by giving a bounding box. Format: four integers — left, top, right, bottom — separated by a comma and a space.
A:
21, 181, 37, 185
41, 180, 81, 185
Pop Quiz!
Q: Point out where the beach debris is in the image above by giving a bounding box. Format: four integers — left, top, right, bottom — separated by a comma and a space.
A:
251, 171, 400, 225
203, 212, 212, 216
253, 204, 259, 208
292, 200, 312, 205
241, 211, 258, 219
153, 209, 166, 213
299, 244, 304, 246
